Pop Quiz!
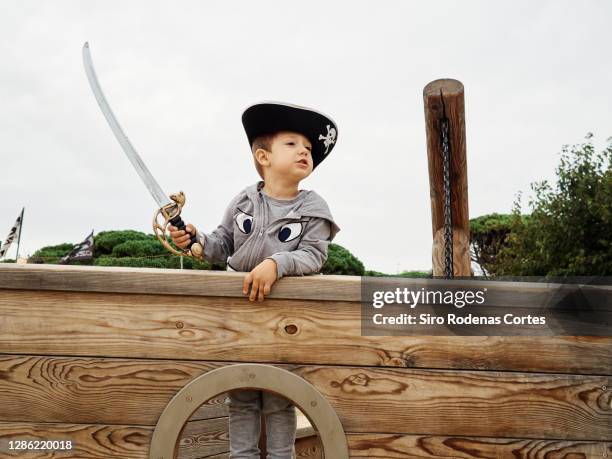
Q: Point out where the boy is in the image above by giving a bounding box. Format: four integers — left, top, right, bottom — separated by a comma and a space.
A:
169, 102, 340, 458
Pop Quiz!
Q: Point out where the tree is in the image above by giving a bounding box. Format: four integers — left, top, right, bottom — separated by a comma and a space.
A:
469, 213, 516, 276
322, 243, 365, 275
494, 135, 611, 276
93, 230, 217, 270
95, 230, 154, 256
30, 242, 75, 264
28, 230, 366, 274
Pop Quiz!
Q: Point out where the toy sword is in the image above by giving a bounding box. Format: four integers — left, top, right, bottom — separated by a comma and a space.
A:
82, 42, 203, 259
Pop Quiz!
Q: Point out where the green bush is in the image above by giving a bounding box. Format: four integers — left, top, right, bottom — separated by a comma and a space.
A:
26, 229, 367, 275
30, 242, 74, 264
95, 230, 152, 256
322, 243, 365, 275
495, 136, 612, 276
96, 256, 169, 269
469, 213, 519, 276
94, 255, 212, 270
94, 256, 172, 269
364, 270, 387, 277
111, 238, 167, 258
397, 270, 431, 278
363, 269, 431, 278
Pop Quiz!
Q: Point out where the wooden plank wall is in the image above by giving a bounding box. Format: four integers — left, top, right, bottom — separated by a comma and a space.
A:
0, 265, 610, 458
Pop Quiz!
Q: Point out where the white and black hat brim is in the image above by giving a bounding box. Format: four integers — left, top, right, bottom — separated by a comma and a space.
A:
242, 101, 338, 169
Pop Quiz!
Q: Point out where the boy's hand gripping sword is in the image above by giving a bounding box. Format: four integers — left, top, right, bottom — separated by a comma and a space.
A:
82, 42, 203, 259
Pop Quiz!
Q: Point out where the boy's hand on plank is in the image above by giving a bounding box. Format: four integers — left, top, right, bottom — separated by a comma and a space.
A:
169, 224, 197, 249
243, 259, 278, 302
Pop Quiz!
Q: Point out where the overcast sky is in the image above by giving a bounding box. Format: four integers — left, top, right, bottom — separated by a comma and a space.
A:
1, 1, 611, 273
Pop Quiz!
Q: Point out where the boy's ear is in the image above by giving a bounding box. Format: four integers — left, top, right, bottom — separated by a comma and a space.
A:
254, 148, 270, 167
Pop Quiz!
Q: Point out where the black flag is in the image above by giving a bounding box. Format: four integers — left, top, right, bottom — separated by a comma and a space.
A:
61, 230, 95, 264
0, 207, 24, 259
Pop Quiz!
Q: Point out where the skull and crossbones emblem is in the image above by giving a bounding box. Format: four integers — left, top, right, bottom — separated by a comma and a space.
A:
318, 124, 336, 155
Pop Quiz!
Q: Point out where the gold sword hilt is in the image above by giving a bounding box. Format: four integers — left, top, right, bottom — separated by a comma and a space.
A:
153, 191, 204, 259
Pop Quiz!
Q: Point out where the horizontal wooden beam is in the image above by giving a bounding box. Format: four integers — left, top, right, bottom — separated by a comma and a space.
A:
348, 433, 610, 458
0, 421, 151, 459
0, 264, 361, 302
0, 422, 608, 459
1, 289, 610, 374
3, 264, 609, 303
0, 356, 609, 440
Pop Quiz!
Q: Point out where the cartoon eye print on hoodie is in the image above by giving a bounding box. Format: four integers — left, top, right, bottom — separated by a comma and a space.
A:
278, 222, 305, 243
235, 210, 253, 234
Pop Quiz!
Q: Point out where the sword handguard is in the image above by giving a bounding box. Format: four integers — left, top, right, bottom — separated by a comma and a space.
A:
153, 191, 204, 259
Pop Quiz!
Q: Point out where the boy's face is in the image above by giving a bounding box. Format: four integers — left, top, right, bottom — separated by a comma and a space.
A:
259, 131, 313, 181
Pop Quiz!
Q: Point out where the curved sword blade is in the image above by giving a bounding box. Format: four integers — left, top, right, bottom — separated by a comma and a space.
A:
82, 42, 172, 208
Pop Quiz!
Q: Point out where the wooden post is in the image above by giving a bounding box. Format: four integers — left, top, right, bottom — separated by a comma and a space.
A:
423, 79, 471, 277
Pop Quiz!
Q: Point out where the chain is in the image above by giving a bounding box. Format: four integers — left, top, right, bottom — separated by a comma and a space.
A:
439, 93, 454, 279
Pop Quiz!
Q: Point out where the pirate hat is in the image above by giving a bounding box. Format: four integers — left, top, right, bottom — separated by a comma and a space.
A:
242, 101, 338, 169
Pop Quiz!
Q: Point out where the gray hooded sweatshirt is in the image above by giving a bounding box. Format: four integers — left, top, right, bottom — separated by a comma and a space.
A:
196, 181, 340, 279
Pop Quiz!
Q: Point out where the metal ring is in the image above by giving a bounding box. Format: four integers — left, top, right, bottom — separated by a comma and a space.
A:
149, 363, 349, 458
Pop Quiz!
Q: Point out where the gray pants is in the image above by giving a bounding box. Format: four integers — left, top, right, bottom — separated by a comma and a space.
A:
225, 389, 296, 459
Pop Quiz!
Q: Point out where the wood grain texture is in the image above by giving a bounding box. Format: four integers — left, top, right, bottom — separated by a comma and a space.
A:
432, 227, 471, 279
0, 421, 151, 459
295, 435, 322, 458
295, 366, 611, 441
1, 289, 610, 374
1, 264, 610, 456
0, 264, 360, 302
0, 419, 231, 459
0, 422, 609, 459
347, 433, 611, 458
0, 356, 609, 440
2, 264, 609, 306
178, 418, 228, 459
0, 355, 221, 426
423, 78, 470, 276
